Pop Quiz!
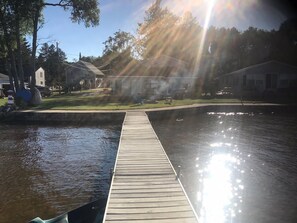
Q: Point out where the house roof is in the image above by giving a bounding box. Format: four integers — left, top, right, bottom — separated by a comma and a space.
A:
68, 61, 104, 77
0, 73, 9, 80
35, 67, 44, 72
221, 60, 297, 77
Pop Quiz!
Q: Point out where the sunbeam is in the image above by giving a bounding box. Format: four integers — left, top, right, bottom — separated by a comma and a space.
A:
193, 0, 217, 77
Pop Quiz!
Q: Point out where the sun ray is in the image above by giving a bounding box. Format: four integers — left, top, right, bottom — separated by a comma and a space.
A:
193, 0, 217, 76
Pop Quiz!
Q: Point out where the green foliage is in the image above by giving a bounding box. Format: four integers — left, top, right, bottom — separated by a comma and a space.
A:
45, 0, 100, 27
68, 0, 100, 27
136, 0, 297, 77
37, 43, 67, 87
99, 30, 136, 75
0, 98, 6, 107
0, 0, 36, 91
137, 0, 179, 59
103, 30, 135, 55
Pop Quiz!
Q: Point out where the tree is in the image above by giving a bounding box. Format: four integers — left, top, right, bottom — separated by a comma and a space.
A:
0, 0, 100, 104
269, 18, 297, 66
137, 0, 179, 59
100, 30, 136, 75
0, 0, 20, 92
103, 30, 135, 55
136, 1, 204, 73
175, 12, 202, 70
29, 0, 100, 97
80, 56, 97, 63
37, 43, 67, 87
0, 0, 38, 93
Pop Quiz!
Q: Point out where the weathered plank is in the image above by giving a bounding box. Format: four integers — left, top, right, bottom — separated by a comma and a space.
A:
105, 219, 198, 223
103, 111, 198, 223
108, 200, 190, 208
105, 211, 195, 220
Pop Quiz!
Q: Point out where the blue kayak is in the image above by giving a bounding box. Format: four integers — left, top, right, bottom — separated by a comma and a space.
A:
29, 198, 107, 223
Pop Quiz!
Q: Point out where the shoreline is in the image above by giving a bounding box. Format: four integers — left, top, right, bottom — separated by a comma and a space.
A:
1, 103, 296, 124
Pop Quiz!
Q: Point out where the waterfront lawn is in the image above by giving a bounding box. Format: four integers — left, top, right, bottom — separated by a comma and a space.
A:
0, 98, 6, 107
32, 92, 245, 110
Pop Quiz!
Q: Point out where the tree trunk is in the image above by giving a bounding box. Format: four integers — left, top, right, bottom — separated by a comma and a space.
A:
4, 34, 20, 92
30, 7, 40, 89
5, 60, 15, 93
16, 11, 25, 89
9, 50, 20, 92
0, 10, 19, 92
29, 5, 42, 105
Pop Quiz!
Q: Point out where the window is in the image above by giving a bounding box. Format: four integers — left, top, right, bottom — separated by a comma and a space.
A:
40, 81, 43, 85
40, 72, 43, 78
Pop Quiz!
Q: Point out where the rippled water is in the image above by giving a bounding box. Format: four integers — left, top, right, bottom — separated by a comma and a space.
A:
0, 124, 120, 223
152, 112, 297, 223
2, 112, 297, 223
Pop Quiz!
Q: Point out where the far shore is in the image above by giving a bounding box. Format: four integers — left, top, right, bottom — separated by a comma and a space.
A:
1, 90, 296, 124
1, 100, 296, 125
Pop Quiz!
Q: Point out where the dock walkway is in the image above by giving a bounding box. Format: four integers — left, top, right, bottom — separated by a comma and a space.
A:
103, 111, 198, 223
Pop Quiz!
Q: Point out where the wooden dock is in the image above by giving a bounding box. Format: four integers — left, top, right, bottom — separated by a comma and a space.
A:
103, 111, 198, 223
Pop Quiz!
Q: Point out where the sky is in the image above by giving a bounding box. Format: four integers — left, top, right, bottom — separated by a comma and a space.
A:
37, 0, 291, 62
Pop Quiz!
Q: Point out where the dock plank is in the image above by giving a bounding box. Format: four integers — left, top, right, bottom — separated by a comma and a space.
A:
103, 111, 198, 223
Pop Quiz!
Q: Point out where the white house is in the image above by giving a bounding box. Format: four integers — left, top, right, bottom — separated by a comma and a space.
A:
106, 55, 196, 99
0, 68, 45, 96
35, 67, 45, 87
217, 61, 297, 99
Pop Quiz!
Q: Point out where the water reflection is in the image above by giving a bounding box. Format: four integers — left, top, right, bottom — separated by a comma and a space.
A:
199, 153, 237, 223
177, 112, 247, 223
152, 112, 297, 223
197, 113, 245, 223
0, 124, 120, 223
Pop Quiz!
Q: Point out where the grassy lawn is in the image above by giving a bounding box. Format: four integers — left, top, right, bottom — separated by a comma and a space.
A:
30, 91, 246, 110
0, 98, 6, 107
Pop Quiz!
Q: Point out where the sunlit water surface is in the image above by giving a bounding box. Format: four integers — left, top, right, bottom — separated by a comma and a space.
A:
0, 124, 120, 223
1, 113, 297, 223
152, 112, 297, 223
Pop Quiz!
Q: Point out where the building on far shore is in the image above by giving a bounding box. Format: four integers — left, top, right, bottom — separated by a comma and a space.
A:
65, 60, 104, 90
35, 67, 45, 87
0, 73, 10, 96
217, 60, 297, 99
0, 68, 45, 96
106, 55, 197, 99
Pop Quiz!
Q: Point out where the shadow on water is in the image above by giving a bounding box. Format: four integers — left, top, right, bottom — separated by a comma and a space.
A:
152, 111, 297, 223
0, 123, 120, 223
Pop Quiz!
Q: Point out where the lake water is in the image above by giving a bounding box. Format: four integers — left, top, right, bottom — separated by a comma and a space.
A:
0, 124, 121, 223
152, 112, 297, 223
1, 112, 297, 223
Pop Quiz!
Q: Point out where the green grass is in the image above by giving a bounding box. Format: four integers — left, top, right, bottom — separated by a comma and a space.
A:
30, 91, 246, 110
1, 90, 266, 111
0, 98, 6, 107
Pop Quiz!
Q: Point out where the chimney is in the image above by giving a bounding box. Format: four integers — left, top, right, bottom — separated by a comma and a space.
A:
79, 52, 82, 60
